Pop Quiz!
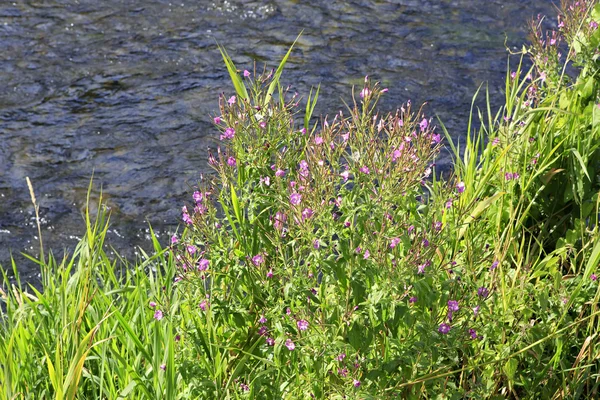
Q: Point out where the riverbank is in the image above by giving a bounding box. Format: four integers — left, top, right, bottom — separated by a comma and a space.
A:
2, 1, 600, 398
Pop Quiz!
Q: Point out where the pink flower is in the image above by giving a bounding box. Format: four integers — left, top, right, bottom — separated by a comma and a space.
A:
290, 193, 302, 205
260, 176, 270, 186
252, 254, 264, 266
359, 166, 370, 174
297, 319, 309, 331
285, 339, 295, 351
227, 95, 236, 105
149, 301, 157, 308
198, 259, 210, 271
340, 170, 350, 182
171, 235, 178, 244
193, 191, 203, 203
456, 182, 465, 193
221, 127, 235, 140
592, 274, 598, 281
259, 315, 267, 324
227, 156, 236, 166
259, 121, 267, 129
390, 237, 400, 248
266, 337, 275, 346
154, 310, 164, 321
419, 118, 429, 131
363, 250, 370, 259
266, 268, 273, 278
187, 245, 197, 255
336, 353, 346, 361
302, 208, 314, 220
213, 116, 221, 124
199, 300, 208, 311
314, 136, 323, 145
438, 323, 451, 334
448, 300, 459, 312
353, 379, 361, 388
275, 169, 286, 177
360, 88, 371, 99
243, 70, 251, 77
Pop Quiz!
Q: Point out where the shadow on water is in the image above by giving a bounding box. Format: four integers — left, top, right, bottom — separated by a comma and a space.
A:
0, 0, 556, 280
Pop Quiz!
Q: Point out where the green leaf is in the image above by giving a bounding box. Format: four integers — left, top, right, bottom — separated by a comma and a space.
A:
218, 44, 249, 101
264, 33, 302, 108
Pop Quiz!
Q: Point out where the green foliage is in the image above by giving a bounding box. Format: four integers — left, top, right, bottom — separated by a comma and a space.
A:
2, 1, 600, 398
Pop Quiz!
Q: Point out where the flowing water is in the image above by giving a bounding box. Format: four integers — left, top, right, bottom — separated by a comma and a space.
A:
0, 0, 555, 279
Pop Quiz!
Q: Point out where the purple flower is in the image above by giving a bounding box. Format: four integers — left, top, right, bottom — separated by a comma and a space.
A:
266, 269, 273, 278
274, 211, 287, 230
359, 166, 370, 174
290, 193, 302, 205
338, 368, 349, 377
258, 326, 268, 336
170, 235, 178, 244
417, 263, 426, 274
259, 315, 267, 324
302, 208, 314, 220
227, 157, 236, 166
154, 310, 164, 321
260, 176, 270, 186
314, 136, 323, 145
469, 328, 478, 339
198, 259, 210, 271
227, 95, 236, 105
591, 21, 599, 30
243, 70, 251, 77
390, 237, 400, 248
473, 306, 480, 316
340, 170, 350, 182
592, 274, 598, 281
160, 364, 166, 371
360, 88, 371, 99
363, 249, 370, 259
199, 300, 208, 311
259, 121, 267, 129
445, 199, 453, 209
213, 116, 221, 125
448, 300, 459, 312
353, 379, 361, 388
221, 127, 235, 140
422, 238, 429, 247
337, 353, 346, 361
187, 245, 197, 255
456, 182, 465, 193
313, 239, 320, 249
275, 169, 286, 177
266, 337, 275, 346
431, 133, 441, 144
286, 307, 292, 316
438, 323, 451, 334
149, 301, 157, 308
297, 320, 309, 331
252, 254, 264, 266
477, 287, 490, 298
409, 296, 418, 304
433, 221, 442, 231
419, 118, 429, 132
285, 339, 295, 351
490, 261, 499, 271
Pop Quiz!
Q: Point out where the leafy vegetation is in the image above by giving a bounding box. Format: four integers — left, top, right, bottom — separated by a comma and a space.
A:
2, 0, 600, 398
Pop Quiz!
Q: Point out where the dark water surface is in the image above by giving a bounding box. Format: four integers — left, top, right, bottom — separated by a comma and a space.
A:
1, 0, 555, 279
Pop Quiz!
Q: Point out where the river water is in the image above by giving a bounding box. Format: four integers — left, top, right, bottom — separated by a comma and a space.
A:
0, 0, 555, 279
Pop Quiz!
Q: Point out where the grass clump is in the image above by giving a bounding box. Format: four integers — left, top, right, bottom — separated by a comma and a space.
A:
2, 0, 600, 398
